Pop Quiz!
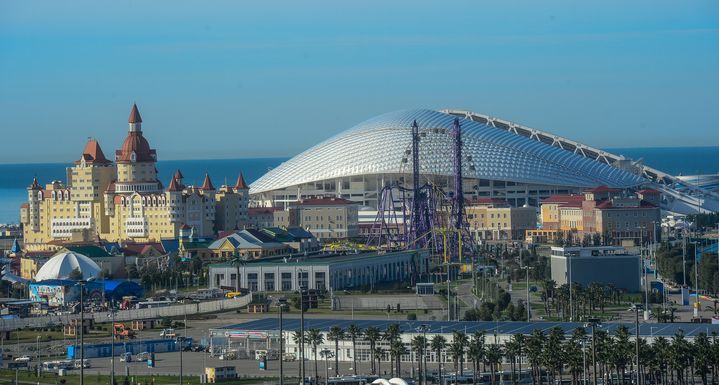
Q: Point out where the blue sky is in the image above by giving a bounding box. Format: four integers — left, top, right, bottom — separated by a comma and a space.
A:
1, 1, 718, 164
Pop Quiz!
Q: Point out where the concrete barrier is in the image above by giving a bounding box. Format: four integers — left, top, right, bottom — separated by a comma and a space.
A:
0, 294, 252, 331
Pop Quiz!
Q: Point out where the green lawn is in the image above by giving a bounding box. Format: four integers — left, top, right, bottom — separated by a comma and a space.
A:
0, 369, 275, 385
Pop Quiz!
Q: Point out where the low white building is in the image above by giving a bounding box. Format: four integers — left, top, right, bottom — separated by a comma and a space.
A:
207, 250, 429, 292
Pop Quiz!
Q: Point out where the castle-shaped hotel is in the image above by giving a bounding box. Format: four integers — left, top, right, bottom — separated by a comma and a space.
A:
20, 104, 249, 251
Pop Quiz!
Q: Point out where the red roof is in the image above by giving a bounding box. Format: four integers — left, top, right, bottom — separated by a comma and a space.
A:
584, 185, 621, 193
20, 203, 28, 208
174, 169, 184, 181
234, 172, 249, 190
122, 242, 164, 256
541, 195, 584, 204
295, 197, 355, 206
637, 188, 660, 195
201, 173, 215, 190
105, 181, 116, 192
76, 139, 111, 165
128, 103, 142, 123
167, 176, 182, 192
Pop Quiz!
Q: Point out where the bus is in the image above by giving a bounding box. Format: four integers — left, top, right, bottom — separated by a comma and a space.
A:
136, 300, 174, 309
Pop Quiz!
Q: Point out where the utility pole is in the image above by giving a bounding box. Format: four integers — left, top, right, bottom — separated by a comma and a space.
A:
635, 305, 642, 385
298, 271, 306, 385
79, 280, 86, 385
110, 307, 115, 385
586, 318, 600, 385
278, 298, 287, 385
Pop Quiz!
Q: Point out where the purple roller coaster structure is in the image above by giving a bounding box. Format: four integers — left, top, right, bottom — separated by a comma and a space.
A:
367, 118, 475, 262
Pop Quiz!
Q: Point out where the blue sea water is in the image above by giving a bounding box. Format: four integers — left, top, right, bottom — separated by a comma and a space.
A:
0, 147, 717, 224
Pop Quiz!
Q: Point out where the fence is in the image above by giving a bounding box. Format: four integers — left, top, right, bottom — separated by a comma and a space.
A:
0, 294, 252, 331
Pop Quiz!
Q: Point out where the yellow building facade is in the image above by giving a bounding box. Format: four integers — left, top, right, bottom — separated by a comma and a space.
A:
20, 104, 249, 251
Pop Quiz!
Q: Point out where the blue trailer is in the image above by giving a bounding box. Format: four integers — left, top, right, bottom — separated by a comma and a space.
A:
67, 338, 192, 359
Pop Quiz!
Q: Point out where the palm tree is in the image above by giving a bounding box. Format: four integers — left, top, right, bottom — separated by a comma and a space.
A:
486, 343, 503, 385
365, 326, 381, 375
653, 336, 671, 385
431, 335, 447, 384
327, 326, 345, 377
346, 324, 362, 375
374, 346, 386, 376
504, 338, 519, 385
305, 328, 324, 385
526, 330, 545, 385
384, 323, 402, 376
411, 335, 426, 384
390, 340, 407, 378
229, 251, 246, 292
293, 330, 305, 378
469, 331, 486, 385
543, 327, 566, 384
565, 328, 586, 385
450, 331, 468, 378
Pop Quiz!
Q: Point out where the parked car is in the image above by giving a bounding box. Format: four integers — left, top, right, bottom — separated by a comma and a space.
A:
136, 352, 150, 362
14, 356, 31, 363
119, 353, 132, 362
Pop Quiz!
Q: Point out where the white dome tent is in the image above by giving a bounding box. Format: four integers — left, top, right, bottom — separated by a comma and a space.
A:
34, 250, 101, 281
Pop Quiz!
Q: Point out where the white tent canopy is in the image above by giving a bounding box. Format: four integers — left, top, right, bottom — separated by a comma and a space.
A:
34, 250, 101, 281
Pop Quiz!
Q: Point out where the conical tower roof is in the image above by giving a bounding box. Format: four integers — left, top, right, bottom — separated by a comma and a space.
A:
128, 103, 142, 123
201, 173, 215, 190
167, 176, 182, 192
234, 172, 249, 190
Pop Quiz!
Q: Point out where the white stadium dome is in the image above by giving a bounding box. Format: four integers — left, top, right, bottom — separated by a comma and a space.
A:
250, 109, 719, 214
34, 250, 101, 281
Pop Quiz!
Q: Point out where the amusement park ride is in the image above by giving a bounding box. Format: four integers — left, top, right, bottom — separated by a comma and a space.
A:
367, 117, 476, 265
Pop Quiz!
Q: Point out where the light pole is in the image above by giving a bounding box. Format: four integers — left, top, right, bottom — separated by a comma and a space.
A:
298, 269, 307, 385
277, 298, 288, 385
416, 324, 429, 385
78, 279, 86, 385
521, 266, 533, 320
585, 318, 600, 385
35, 335, 40, 377
634, 304, 643, 385
108, 306, 116, 385
178, 335, 184, 385
582, 337, 587, 385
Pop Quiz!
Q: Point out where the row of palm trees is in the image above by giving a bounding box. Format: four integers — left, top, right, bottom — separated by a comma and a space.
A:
291, 323, 719, 385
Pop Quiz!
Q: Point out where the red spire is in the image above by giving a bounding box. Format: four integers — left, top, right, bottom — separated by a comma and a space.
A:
234, 172, 249, 190
201, 173, 215, 190
29, 177, 42, 190
128, 103, 142, 123
167, 176, 182, 192
174, 169, 184, 181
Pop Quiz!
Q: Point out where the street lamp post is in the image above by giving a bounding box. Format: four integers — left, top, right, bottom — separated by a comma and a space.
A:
298, 269, 307, 385
585, 318, 600, 385
634, 304, 643, 385
36, 336, 40, 377
78, 279, 86, 385
108, 306, 116, 385
416, 324, 429, 385
521, 266, 533, 320
277, 298, 288, 385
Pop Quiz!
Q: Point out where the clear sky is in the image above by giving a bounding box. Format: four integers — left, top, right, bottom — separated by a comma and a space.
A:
1, 1, 718, 164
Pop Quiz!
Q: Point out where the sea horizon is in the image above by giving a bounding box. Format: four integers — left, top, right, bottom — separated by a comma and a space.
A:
0, 146, 717, 224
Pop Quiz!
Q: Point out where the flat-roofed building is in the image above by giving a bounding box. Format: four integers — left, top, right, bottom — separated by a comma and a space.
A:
207, 249, 429, 292
466, 198, 536, 240
550, 246, 640, 291
288, 197, 359, 240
